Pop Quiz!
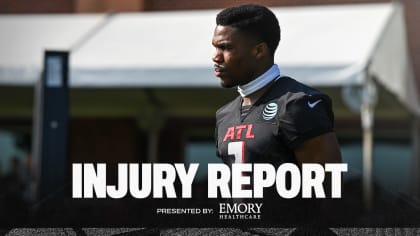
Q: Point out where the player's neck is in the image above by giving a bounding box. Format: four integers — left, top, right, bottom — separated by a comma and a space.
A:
240, 63, 279, 106
238, 64, 279, 105
242, 80, 275, 106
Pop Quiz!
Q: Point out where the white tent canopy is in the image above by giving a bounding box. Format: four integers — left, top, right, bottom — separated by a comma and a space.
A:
0, 3, 418, 114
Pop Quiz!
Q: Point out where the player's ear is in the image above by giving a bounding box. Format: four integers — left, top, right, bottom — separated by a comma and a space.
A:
254, 42, 269, 60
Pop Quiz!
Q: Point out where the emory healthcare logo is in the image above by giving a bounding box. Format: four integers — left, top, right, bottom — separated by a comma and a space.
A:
262, 102, 278, 120
219, 202, 262, 220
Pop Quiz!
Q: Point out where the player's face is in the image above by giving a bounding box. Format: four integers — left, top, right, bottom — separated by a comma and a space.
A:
212, 25, 259, 88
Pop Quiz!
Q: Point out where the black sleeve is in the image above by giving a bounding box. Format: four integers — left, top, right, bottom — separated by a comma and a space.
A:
278, 94, 334, 149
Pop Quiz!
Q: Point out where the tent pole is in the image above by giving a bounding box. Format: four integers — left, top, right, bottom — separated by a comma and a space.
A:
361, 73, 377, 211
148, 129, 160, 163
411, 116, 420, 198
361, 104, 374, 210
137, 96, 166, 163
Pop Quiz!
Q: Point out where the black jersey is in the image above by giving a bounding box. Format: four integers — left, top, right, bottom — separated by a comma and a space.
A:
215, 76, 334, 166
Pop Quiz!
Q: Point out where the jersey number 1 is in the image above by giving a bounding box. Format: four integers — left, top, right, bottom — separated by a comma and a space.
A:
228, 141, 244, 164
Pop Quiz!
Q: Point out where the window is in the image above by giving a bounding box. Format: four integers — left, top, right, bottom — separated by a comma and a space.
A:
184, 141, 222, 183
341, 142, 412, 194
0, 130, 30, 177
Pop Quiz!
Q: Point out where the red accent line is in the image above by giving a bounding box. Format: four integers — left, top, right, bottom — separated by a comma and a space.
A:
241, 141, 245, 191
241, 141, 245, 163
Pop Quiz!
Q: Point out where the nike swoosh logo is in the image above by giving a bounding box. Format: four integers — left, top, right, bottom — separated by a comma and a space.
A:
308, 99, 322, 108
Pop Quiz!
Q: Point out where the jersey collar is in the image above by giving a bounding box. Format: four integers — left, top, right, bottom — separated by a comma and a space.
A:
237, 64, 281, 97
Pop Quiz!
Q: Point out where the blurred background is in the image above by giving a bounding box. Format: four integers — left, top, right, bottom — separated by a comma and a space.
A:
0, 0, 419, 227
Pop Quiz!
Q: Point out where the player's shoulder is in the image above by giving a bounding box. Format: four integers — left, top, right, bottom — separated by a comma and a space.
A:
269, 76, 332, 105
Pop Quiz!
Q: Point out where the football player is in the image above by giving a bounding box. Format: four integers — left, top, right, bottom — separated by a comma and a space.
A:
212, 4, 342, 225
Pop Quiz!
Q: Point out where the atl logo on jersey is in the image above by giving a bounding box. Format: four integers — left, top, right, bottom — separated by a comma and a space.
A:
223, 124, 255, 142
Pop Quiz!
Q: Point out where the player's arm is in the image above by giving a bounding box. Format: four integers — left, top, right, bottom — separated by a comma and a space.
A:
293, 132, 341, 165
280, 93, 342, 199
283, 93, 340, 164
293, 131, 342, 196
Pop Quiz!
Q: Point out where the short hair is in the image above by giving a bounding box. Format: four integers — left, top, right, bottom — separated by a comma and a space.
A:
216, 4, 281, 56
